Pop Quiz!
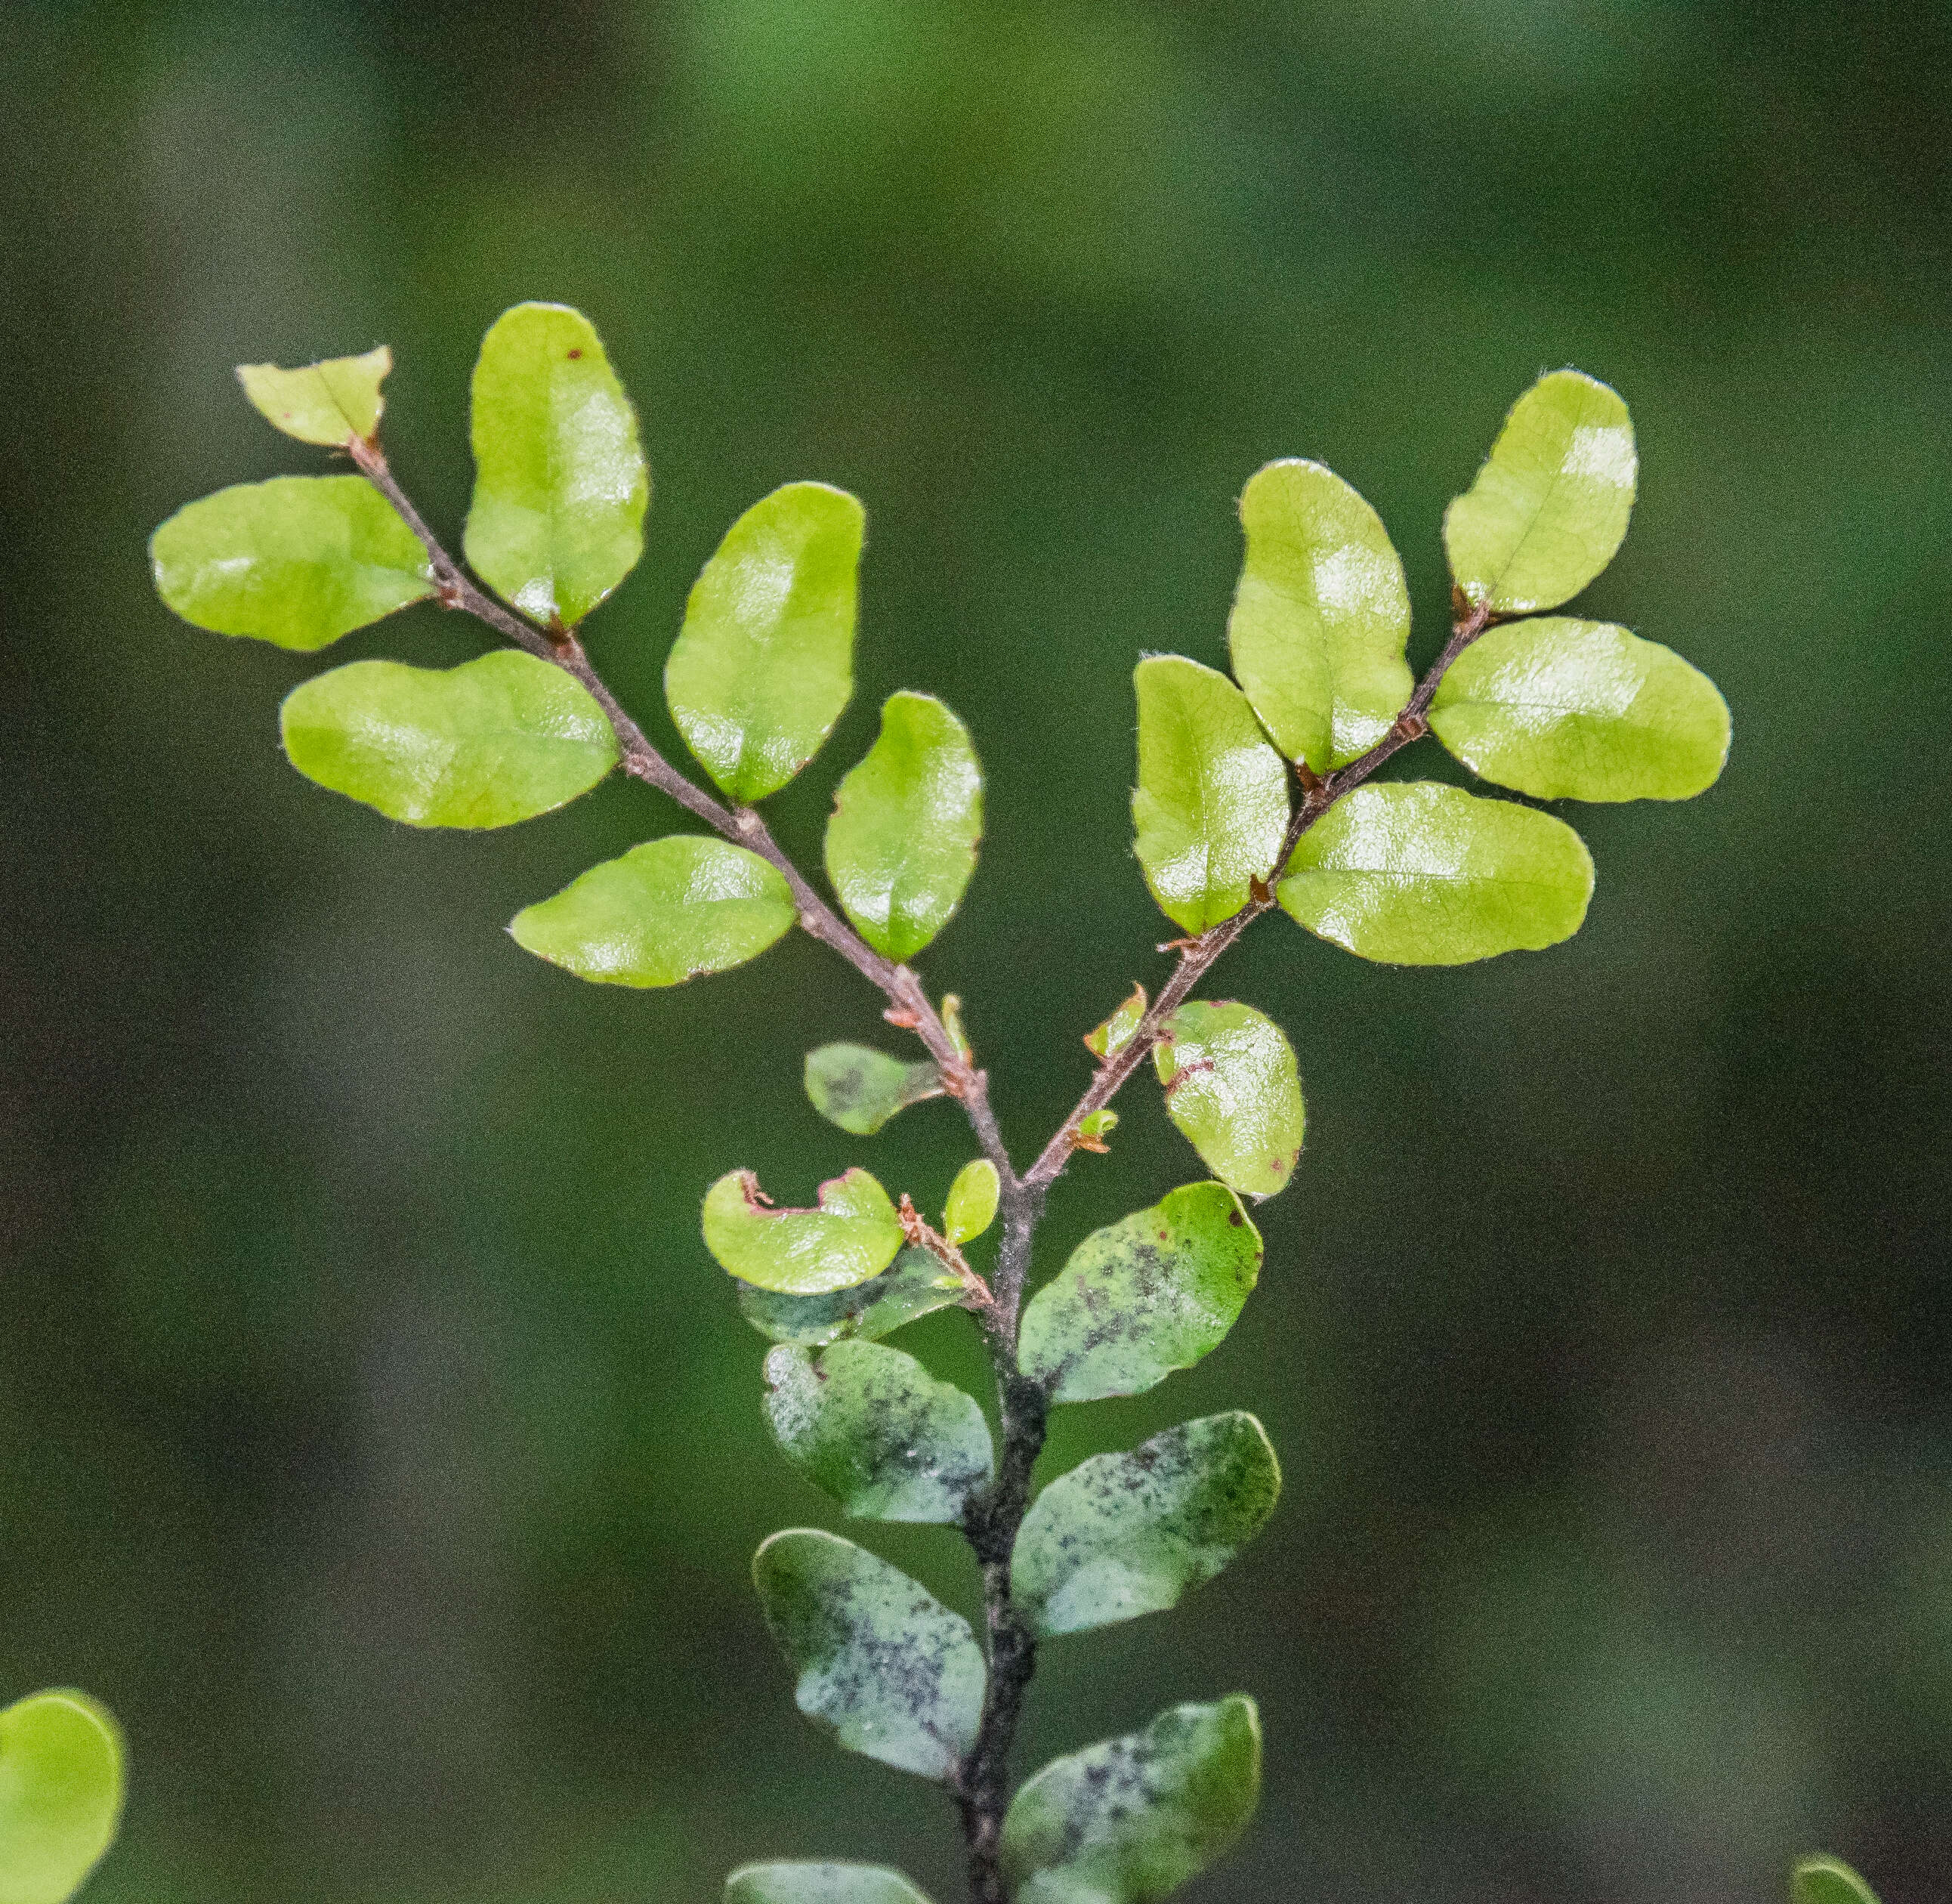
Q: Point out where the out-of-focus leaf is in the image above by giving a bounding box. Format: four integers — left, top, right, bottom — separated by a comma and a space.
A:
1083, 984, 1147, 1060
1019, 1182, 1262, 1405
825, 693, 983, 960
1228, 459, 1414, 773
150, 476, 433, 650
235, 346, 392, 445
725, 1865, 934, 1904
703, 1168, 905, 1295
1792, 1858, 1882, 1904
664, 483, 864, 803
763, 1340, 993, 1522
940, 995, 974, 1062
943, 1159, 999, 1246
280, 652, 617, 827
0, 1689, 124, 1904
1444, 370, 1635, 614
1132, 657, 1289, 935
1278, 783, 1593, 966
1153, 1001, 1304, 1199
1430, 617, 1731, 802
1014, 1413, 1280, 1638
735, 1247, 962, 1348
1000, 1696, 1262, 1904
803, 1045, 944, 1136
752, 1529, 985, 1782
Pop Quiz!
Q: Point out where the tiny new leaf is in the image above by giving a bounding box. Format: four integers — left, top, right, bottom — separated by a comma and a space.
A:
1013, 1412, 1280, 1639
752, 1529, 986, 1782
1084, 984, 1147, 1060
703, 1168, 906, 1295
804, 1044, 945, 1136
236, 345, 392, 446
736, 1246, 962, 1348
1019, 1182, 1262, 1405
1153, 1001, 1304, 1199
665, 482, 865, 804
1792, 1858, 1882, 1904
725, 1865, 934, 1904
281, 652, 619, 828
0, 1690, 124, 1904
763, 1340, 993, 1522
464, 302, 648, 629
943, 1159, 999, 1246
1000, 1696, 1262, 1904
150, 476, 434, 650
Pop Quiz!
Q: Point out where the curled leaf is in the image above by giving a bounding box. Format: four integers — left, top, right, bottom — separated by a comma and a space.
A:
1083, 983, 1147, 1060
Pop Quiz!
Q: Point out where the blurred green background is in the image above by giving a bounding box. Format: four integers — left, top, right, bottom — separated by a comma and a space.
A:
5, 2, 1950, 1899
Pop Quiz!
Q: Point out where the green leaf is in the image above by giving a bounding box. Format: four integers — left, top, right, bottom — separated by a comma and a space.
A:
703, 1168, 906, 1295
280, 652, 619, 828
825, 693, 984, 961
150, 476, 434, 651
463, 302, 648, 629
1000, 1696, 1262, 1904
752, 1529, 985, 1782
1083, 984, 1147, 1060
236, 345, 391, 446
943, 1160, 999, 1246
1132, 658, 1290, 935
1014, 1413, 1280, 1639
726, 1864, 934, 1904
1429, 617, 1731, 802
735, 1246, 962, 1348
1228, 459, 1415, 773
1792, 1858, 1882, 1904
510, 836, 795, 986
664, 483, 865, 803
0, 1689, 124, 1904
1152, 1002, 1305, 1200
804, 1044, 944, 1136
763, 1340, 993, 1522
1020, 1182, 1262, 1405
1444, 370, 1636, 615
1277, 782, 1595, 966
1076, 1110, 1119, 1148
940, 995, 974, 1062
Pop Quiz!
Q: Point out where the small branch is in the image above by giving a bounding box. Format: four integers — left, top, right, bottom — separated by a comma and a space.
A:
897, 1194, 999, 1322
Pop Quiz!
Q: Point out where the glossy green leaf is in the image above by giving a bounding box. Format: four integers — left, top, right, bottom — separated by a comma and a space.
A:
0, 1690, 124, 1904
735, 1247, 962, 1348
825, 693, 983, 961
1429, 617, 1731, 802
510, 836, 795, 986
803, 1044, 944, 1136
236, 345, 391, 446
150, 476, 434, 651
463, 302, 648, 629
665, 483, 865, 803
703, 1168, 905, 1295
1279, 782, 1594, 965
1228, 459, 1415, 773
1014, 1413, 1280, 1639
725, 1864, 934, 1904
1020, 1182, 1262, 1405
943, 1160, 999, 1246
280, 652, 618, 828
1153, 1002, 1304, 1200
752, 1529, 985, 1782
764, 1340, 993, 1522
1132, 658, 1289, 935
1000, 1696, 1262, 1904
1083, 984, 1147, 1060
1444, 370, 1636, 614
1792, 1857, 1882, 1904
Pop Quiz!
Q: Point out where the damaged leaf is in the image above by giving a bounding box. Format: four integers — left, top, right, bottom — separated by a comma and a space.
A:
735, 1247, 963, 1348
725, 1865, 935, 1904
703, 1167, 906, 1295
804, 1044, 944, 1136
1083, 984, 1147, 1060
1153, 1001, 1305, 1199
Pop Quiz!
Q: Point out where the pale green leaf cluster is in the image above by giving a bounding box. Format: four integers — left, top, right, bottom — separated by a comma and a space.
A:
0, 1690, 124, 1904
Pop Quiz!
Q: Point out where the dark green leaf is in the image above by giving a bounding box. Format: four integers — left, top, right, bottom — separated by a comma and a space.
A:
703, 1168, 906, 1295
943, 1160, 999, 1246
0, 1689, 124, 1904
236, 345, 391, 446
725, 1865, 934, 1904
1083, 984, 1147, 1060
1793, 1858, 1882, 1904
1154, 1002, 1304, 1199
735, 1247, 962, 1348
804, 1044, 944, 1137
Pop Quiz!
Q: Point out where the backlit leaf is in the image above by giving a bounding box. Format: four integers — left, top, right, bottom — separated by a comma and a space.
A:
942, 1159, 999, 1245
804, 1044, 944, 1136
236, 345, 391, 446
1083, 984, 1147, 1060
1154, 1002, 1304, 1199
0, 1689, 124, 1904
1792, 1858, 1881, 1904
735, 1247, 962, 1348
725, 1865, 934, 1904
703, 1168, 905, 1295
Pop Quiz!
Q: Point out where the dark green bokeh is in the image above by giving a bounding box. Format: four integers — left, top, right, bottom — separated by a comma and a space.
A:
4, 2, 1949, 1899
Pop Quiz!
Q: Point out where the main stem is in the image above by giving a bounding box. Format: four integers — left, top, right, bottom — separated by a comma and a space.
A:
349, 439, 1495, 1902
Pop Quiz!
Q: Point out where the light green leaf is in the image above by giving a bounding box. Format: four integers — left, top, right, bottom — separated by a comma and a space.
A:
1792, 1858, 1882, 1904
1076, 1110, 1119, 1149
280, 652, 618, 828
1001, 1696, 1262, 1904
726, 1864, 934, 1904
1228, 459, 1415, 773
150, 476, 434, 651
735, 1246, 962, 1348
1444, 370, 1636, 614
1020, 1182, 1262, 1405
0, 1689, 124, 1904
943, 1159, 999, 1246
752, 1529, 985, 1782
1132, 658, 1289, 935
1083, 984, 1147, 1061
510, 836, 795, 986
940, 995, 974, 1062
1153, 1002, 1305, 1200
463, 302, 648, 629
703, 1168, 905, 1295
764, 1340, 993, 1522
236, 345, 391, 446
804, 1044, 944, 1136
1429, 617, 1731, 802
1014, 1413, 1280, 1639
825, 693, 983, 961
665, 483, 865, 803
1278, 782, 1594, 966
